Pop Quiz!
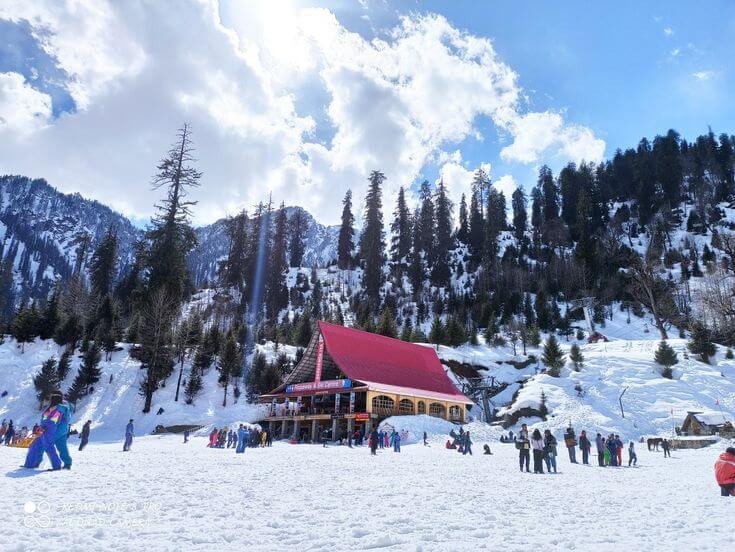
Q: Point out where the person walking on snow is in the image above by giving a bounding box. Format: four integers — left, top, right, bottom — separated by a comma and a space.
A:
3, 420, 14, 445
79, 420, 92, 451
369, 429, 379, 455
564, 425, 578, 463
661, 438, 671, 458
23, 394, 64, 470
390, 430, 401, 452
530, 429, 545, 474
236, 424, 246, 454
628, 441, 637, 466
123, 419, 134, 451
579, 430, 591, 465
462, 431, 473, 455
52, 392, 73, 469
615, 435, 624, 466
714, 447, 735, 496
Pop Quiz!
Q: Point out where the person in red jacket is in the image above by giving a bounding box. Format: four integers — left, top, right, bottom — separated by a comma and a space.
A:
714, 447, 735, 497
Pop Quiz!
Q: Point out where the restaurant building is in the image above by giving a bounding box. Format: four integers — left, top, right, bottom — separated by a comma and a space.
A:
259, 321, 473, 442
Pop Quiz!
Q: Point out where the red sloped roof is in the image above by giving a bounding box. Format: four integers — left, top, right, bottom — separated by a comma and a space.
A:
318, 321, 471, 403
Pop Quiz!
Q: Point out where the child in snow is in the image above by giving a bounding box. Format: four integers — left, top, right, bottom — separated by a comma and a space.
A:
628, 441, 637, 466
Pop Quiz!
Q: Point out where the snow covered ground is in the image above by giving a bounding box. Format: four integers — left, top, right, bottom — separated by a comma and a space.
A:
2, 431, 733, 551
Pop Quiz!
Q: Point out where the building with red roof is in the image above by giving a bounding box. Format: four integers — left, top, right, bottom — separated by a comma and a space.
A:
259, 321, 472, 442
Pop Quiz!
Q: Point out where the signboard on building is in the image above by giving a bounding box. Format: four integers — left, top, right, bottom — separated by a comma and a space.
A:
335, 393, 341, 413
355, 412, 370, 421
286, 379, 351, 394
314, 334, 324, 383
349, 392, 355, 413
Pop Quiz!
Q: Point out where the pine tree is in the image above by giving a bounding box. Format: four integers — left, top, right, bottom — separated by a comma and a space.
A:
428, 316, 445, 345
569, 343, 584, 371
376, 307, 397, 338
145, 124, 200, 306
484, 188, 506, 262
539, 165, 559, 221
337, 190, 354, 270
289, 209, 307, 268
219, 210, 248, 293
184, 365, 203, 405
139, 290, 175, 413
89, 227, 118, 298
431, 180, 453, 287
417, 180, 435, 264
457, 193, 469, 244
38, 290, 60, 341
266, 203, 289, 319
539, 389, 549, 418
247, 351, 268, 397
243, 200, 271, 321
34, 358, 60, 405
218, 335, 240, 407
654, 340, 678, 378
511, 188, 527, 241
484, 314, 499, 344
390, 186, 411, 267
688, 321, 715, 364
468, 185, 485, 263
57, 349, 73, 381
293, 311, 312, 347
400, 320, 413, 342
408, 209, 425, 295
11, 305, 40, 352
445, 317, 466, 347
542, 335, 565, 377
359, 171, 386, 307
68, 341, 102, 402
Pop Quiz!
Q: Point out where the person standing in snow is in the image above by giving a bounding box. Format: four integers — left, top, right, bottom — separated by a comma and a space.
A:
530, 429, 545, 474
628, 441, 637, 466
123, 419, 134, 451
236, 424, 246, 454
183, 429, 189, 443
607, 434, 618, 466
615, 434, 624, 466
369, 428, 379, 455
423, 431, 428, 446
4, 420, 14, 445
517, 423, 530, 472
0, 419, 6, 441
564, 425, 578, 463
391, 430, 401, 452
714, 447, 735, 496
23, 394, 65, 470
661, 438, 671, 458
579, 430, 591, 465
52, 392, 73, 469
463, 431, 473, 455
595, 433, 605, 467
543, 430, 558, 474
79, 420, 91, 451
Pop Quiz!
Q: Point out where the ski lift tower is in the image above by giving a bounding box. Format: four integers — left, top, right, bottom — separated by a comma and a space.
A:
569, 297, 596, 333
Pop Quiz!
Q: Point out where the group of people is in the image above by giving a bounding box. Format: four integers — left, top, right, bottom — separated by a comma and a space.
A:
207, 425, 271, 452
445, 427, 473, 455
367, 428, 405, 454
514, 424, 644, 473
20, 391, 73, 471
0, 419, 44, 445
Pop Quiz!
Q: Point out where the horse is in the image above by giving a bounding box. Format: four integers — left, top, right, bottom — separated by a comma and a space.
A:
647, 437, 663, 451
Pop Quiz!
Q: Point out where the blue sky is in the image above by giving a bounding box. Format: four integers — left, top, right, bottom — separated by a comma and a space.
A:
0, 1, 733, 226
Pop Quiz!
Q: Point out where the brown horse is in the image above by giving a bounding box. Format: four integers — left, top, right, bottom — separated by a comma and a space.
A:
647, 437, 663, 451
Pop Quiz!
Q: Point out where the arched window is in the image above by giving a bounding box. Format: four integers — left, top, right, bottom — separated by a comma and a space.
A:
429, 402, 445, 418
449, 405, 461, 421
371, 395, 395, 416
398, 399, 414, 415
417, 401, 426, 414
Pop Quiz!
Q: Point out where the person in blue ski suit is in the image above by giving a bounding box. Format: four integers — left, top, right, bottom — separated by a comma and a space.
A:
54, 396, 73, 469
236, 424, 247, 453
390, 430, 401, 452
23, 393, 65, 470
123, 419, 134, 451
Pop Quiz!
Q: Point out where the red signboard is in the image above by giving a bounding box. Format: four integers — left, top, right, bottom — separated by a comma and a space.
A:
355, 412, 370, 421
314, 334, 324, 383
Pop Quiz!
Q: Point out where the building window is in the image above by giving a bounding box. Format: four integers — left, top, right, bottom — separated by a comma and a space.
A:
449, 405, 461, 421
417, 401, 426, 414
429, 402, 445, 418
371, 395, 395, 416
398, 399, 414, 415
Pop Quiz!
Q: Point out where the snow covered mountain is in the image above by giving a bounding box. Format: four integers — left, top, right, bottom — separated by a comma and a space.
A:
0, 175, 339, 298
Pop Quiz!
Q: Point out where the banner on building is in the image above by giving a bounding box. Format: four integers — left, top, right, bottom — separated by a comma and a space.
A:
335, 393, 341, 413
314, 334, 324, 383
349, 392, 355, 414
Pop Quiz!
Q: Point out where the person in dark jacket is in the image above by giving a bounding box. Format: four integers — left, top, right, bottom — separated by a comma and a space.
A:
628, 441, 637, 466
370, 429, 379, 455
615, 434, 624, 466
79, 420, 91, 451
564, 425, 578, 463
530, 429, 545, 474
595, 433, 605, 467
579, 430, 591, 465
462, 431, 473, 455
123, 419, 134, 451
4, 420, 14, 445
661, 438, 671, 457
423, 431, 428, 446
607, 434, 618, 466
517, 424, 530, 472
543, 430, 558, 473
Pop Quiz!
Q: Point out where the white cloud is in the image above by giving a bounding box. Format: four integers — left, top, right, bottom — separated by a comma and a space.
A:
663, 27, 673, 36
493, 174, 517, 202
0, 72, 52, 135
693, 70, 716, 81
0, 2, 605, 225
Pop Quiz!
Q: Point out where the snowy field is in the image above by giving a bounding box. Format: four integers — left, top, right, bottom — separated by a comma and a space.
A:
2, 433, 733, 552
